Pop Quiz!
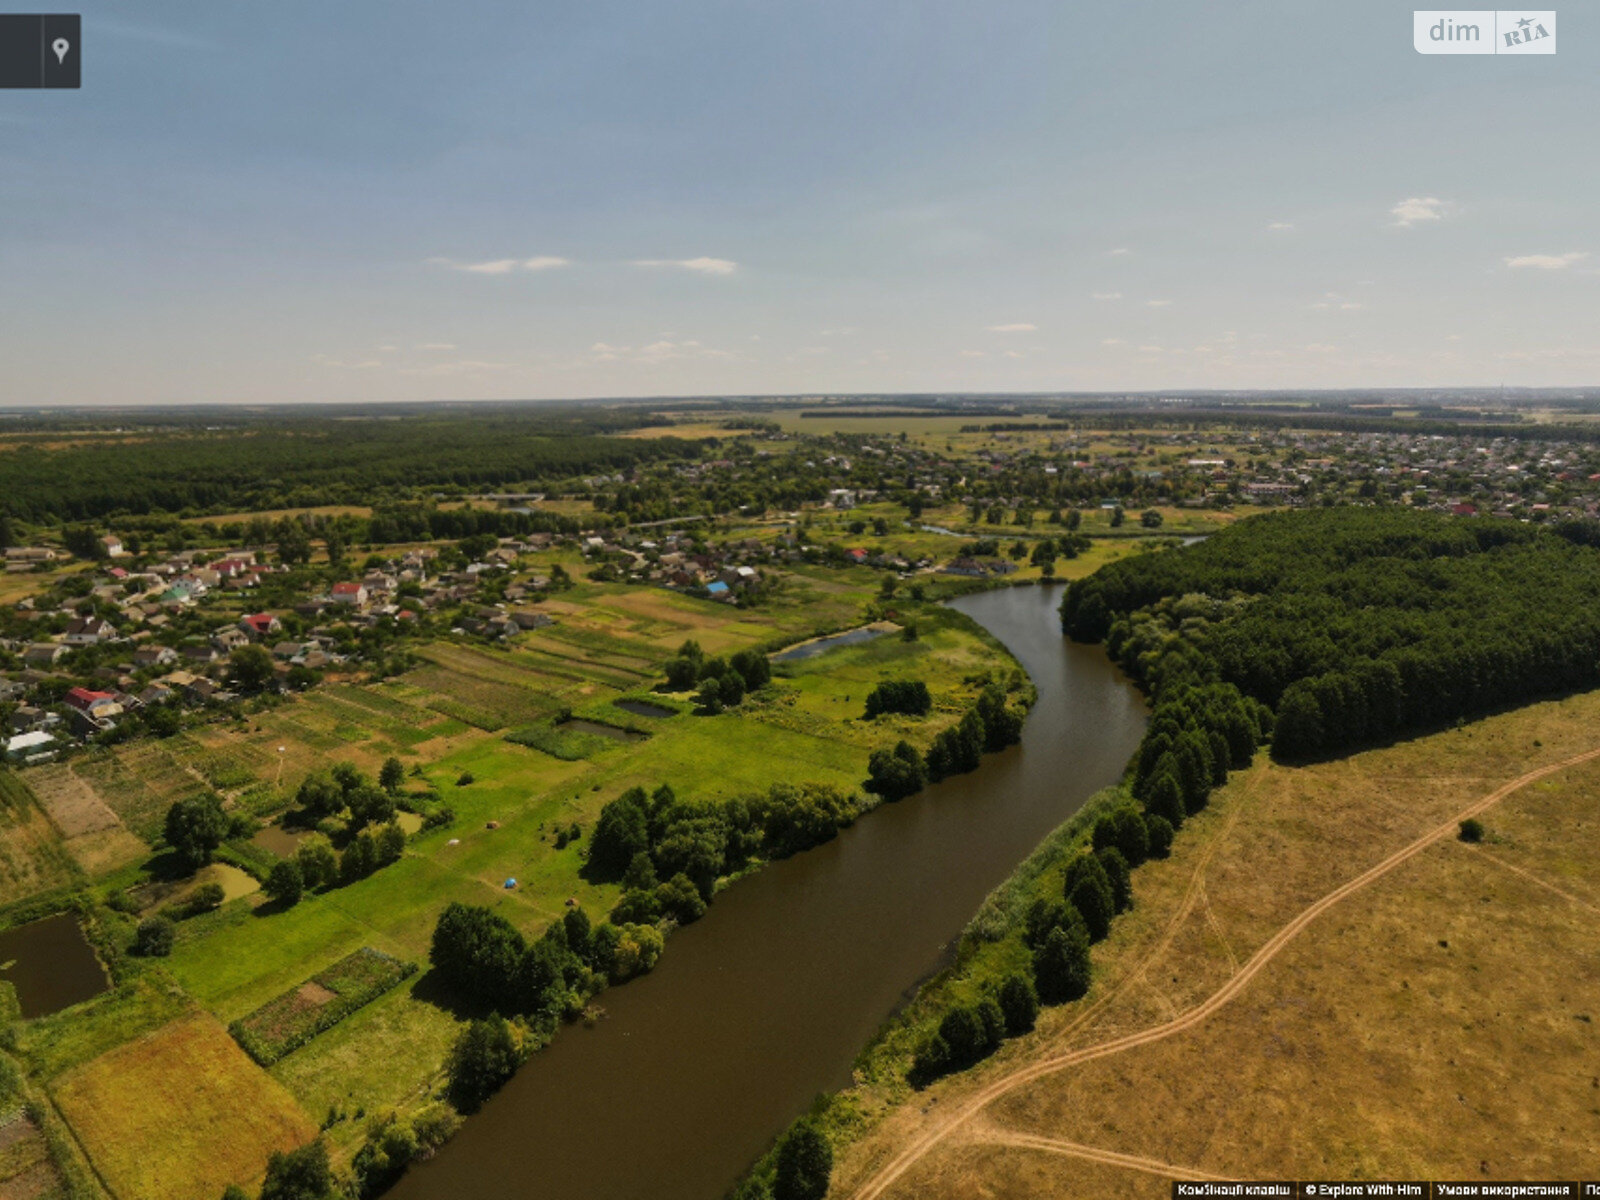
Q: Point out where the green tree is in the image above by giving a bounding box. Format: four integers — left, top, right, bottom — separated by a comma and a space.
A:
1032, 910, 1091, 1003
773, 1117, 832, 1200
375, 821, 407, 866
133, 915, 175, 957
295, 772, 344, 820
1458, 817, 1485, 843
1144, 813, 1175, 858
1064, 853, 1115, 942
446, 1015, 521, 1113
340, 831, 377, 882
998, 973, 1039, 1035
265, 859, 304, 906
164, 793, 228, 871
865, 740, 926, 801
1097, 846, 1133, 913
227, 644, 276, 692
259, 1138, 336, 1200
1140, 508, 1164, 528
379, 756, 405, 794
295, 837, 338, 890
696, 677, 725, 714
654, 872, 707, 924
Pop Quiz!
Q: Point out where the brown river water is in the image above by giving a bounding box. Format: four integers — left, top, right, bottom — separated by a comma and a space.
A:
392, 583, 1146, 1200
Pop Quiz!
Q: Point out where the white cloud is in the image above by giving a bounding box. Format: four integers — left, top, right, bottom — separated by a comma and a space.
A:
1137, 344, 1164, 353
1002, 350, 1024, 359
1267, 221, 1294, 231
985, 323, 1037, 333
399, 359, 518, 377
416, 342, 458, 351
1101, 338, 1125, 347
429, 255, 570, 274
1091, 292, 1122, 301
376, 344, 398, 353
1390, 197, 1450, 227
1146, 299, 1172, 308
311, 355, 383, 370
959, 349, 986, 358
1107, 248, 1131, 257
633, 257, 738, 275
1504, 252, 1588, 270
1340, 302, 1363, 310
588, 338, 733, 363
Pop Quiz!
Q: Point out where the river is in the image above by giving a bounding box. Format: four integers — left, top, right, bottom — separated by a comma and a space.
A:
393, 583, 1146, 1200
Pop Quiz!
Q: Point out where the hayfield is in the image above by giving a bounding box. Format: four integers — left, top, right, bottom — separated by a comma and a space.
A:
0, 773, 79, 906
833, 688, 1600, 1199
51, 1014, 316, 1200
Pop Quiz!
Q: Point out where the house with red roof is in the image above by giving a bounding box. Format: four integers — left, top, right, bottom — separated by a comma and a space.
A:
65, 687, 121, 719
330, 582, 368, 607
239, 612, 282, 639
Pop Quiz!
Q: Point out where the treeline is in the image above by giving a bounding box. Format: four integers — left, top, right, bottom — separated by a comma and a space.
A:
1062, 507, 1600, 760
0, 417, 704, 522
865, 684, 1024, 800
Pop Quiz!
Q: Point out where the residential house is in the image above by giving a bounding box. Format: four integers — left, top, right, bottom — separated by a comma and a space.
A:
64, 616, 117, 645
239, 613, 282, 640
331, 582, 368, 607
100, 535, 126, 558
211, 627, 250, 653
65, 687, 122, 720
132, 645, 178, 669
22, 644, 66, 668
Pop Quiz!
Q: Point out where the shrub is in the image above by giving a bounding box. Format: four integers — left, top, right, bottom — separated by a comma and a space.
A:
1458, 817, 1485, 843
133, 915, 175, 957
1096, 845, 1132, 913
183, 882, 226, 916
863, 680, 932, 719
865, 740, 926, 801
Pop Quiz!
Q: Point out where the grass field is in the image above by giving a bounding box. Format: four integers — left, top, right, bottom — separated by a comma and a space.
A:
831, 688, 1600, 1198
50, 1013, 316, 1200
0, 773, 80, 906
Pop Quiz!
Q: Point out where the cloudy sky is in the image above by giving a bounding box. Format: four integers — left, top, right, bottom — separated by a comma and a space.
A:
1, 0, 1596, 404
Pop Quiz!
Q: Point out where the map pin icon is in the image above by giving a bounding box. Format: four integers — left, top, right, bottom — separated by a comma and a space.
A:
52, 37, 69, 65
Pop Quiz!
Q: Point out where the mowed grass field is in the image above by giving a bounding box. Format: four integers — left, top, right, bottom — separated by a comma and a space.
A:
50, 1013, 316, 1200
832, 689, 1600, 1198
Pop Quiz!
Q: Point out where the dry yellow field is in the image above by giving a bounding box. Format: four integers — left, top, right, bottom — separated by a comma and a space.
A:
836, 690, 1600, 1198
50, 1014, 317, 1200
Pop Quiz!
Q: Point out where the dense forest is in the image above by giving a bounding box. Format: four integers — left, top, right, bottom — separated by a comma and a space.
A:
1062, 507, 1600, 761
0, 414, 704, 521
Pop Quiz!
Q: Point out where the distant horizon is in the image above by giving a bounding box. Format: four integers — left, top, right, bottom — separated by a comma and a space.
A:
6, 385, 1600, 416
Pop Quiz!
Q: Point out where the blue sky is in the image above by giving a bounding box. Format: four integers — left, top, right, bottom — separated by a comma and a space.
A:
1, 1, 1596, 404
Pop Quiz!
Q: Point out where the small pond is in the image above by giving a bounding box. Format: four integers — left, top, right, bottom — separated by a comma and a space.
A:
251, 822, 308, 857
557, 719, 647, 743
0, 914, 109, 1018
613, 699, 676, 720
771, 625, 891, 663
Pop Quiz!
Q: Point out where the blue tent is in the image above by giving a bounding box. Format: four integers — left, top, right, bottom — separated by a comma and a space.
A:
504, 877, 517, 889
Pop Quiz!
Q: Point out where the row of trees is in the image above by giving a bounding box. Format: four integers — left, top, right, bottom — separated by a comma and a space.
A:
588, 780, 861, 910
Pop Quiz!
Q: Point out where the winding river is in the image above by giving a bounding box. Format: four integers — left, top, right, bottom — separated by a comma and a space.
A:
394, 583, 1146, 1200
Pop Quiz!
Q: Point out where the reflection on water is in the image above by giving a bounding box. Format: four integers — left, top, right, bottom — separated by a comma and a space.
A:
394, 584, 1146, 1200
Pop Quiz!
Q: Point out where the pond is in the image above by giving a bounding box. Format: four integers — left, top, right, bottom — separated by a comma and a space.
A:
250, 822, 307, 858
771, 623, 893, 663
0, 914, 109, 1018
394, 584, 1146, 1200
556, 719, 647, 743
612, 699, 677, 720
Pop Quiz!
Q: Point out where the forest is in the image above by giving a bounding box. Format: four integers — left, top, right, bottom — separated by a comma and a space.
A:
1061, 507, 1600, 760
0, 413, 704, 522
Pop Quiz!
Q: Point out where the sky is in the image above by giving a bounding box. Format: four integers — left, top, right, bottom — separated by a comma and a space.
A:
0, 0, 1597, 404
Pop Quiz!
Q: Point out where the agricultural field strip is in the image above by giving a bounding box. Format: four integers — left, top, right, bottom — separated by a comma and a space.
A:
849, 743, 1600, 1200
